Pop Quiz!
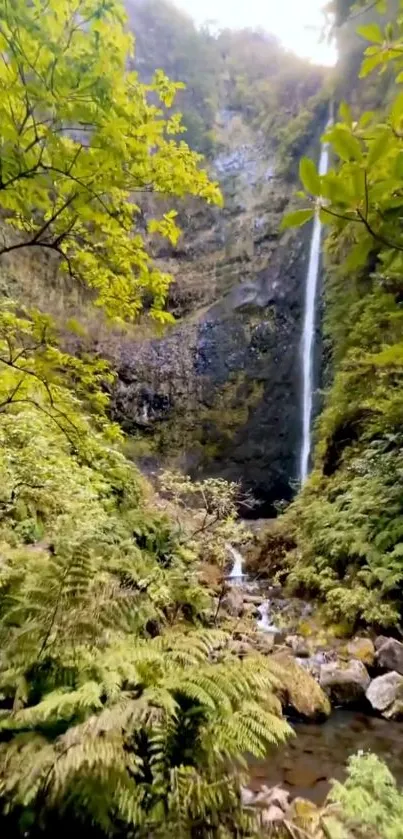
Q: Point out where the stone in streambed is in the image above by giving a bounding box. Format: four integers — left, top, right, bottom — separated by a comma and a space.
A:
221, 586, 244, 617
243, 593, 265, 606
285, 634, 310, 658
242, 602, 260, 619
288, 798, 322, 835
319, 659, 370, 706
346, 637, 375, 667
272, 653, 331, 720
366, 671, 403, 719
374, 635, 389, 650
375, 637, 403, 675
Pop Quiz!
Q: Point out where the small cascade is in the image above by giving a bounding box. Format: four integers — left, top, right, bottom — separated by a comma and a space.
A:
226, 543, 245, 584
300, 132, 330, 484
256, 601, 279, 633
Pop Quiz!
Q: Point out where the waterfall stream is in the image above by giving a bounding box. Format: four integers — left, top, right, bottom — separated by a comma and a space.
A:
226, 543, 244, 583
300, 137, 330, 483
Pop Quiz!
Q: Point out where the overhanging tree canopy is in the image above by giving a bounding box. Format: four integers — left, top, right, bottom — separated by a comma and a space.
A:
0, 0, 222, 321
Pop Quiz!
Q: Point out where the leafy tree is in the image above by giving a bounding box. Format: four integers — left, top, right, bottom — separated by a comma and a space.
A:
0, 301, 119, 448
0, 0, 221, 322
158, 470, 253, 567
127, 0, 221, 155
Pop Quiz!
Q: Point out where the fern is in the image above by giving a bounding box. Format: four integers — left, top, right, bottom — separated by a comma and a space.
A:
0, 408, 292, 837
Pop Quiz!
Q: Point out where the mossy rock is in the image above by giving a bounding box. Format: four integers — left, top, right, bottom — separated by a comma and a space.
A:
272, 652, 331, 720
345, 637, 375, 666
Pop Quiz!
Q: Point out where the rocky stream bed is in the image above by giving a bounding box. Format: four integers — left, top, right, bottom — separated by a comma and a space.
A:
222, 550, 403, 813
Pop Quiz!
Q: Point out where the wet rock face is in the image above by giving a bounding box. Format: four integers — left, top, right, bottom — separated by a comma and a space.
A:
375, 637, 403, 675
109, 125, 311, 511
366, 672, 403, 720
319, 660, 370, 706
273, 653, 331, 721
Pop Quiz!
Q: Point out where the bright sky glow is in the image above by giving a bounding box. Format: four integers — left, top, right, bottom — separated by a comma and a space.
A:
176, 0, 337, 66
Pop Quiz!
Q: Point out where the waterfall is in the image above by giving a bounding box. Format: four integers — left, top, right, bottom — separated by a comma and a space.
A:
256, 601, 278, 633
227, 544, 244, 583
300, 135, 330, 484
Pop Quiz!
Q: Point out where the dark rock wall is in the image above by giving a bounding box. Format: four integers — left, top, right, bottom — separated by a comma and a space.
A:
108, 114, 313, 514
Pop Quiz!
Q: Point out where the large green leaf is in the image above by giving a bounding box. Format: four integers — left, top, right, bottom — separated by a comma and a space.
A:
357, 24, 384, 44
281, 208, 314, 230
339, 101, 353, 127
390, 91, 403, 127
329, 127, 363, 162
321, 173, 352, 205
299, 157, 321, 196
367, 129, 392, 167
359, 52, 384, 78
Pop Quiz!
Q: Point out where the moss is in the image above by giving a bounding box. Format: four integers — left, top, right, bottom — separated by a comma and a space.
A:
272, 653, 331, 720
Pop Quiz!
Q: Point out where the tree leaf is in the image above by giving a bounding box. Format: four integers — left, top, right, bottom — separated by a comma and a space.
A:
394, 151, 403, 179
357, 24, 384, 44
367, 129, 392, 167
329, 127, 363, 162
299, 157, 321, 195
339, 101, 353, 127
359, 53, 384, 78
281, 208, 314, 230
321, 174, 352, 205
390, 91, 403, 127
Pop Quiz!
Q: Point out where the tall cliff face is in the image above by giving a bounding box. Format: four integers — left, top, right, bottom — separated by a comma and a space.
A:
104, 4, 328, 512
0, 0, 328, 514
109, 123, 312, 512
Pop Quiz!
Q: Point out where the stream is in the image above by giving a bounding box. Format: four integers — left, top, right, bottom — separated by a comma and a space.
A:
226, 545, 403, 804
249, 711, 403, 804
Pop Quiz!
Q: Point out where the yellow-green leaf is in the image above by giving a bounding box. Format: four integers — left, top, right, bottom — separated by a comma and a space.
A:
299, 157, 321, 196
357, 24, 384, 44
281, 208, 314, 230
339, 101, 353, 128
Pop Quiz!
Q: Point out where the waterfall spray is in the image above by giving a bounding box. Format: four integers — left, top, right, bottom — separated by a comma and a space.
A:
300, 134, 330, 484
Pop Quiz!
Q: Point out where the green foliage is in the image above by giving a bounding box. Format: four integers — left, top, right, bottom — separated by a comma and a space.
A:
277, 91, 330, 178
0, 403, 291, 836
158, 470, 252, 566
128, 0, 221, 155
0, 0, 221, 323
0, 301, 119, 445
327, 752, 403, 838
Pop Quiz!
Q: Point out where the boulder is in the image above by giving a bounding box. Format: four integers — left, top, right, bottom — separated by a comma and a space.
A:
253, 632, 276, 655
346, 637, 375, 667
243, 593, 265, 606
288, 798, 322, 835
376, 637, 403, 675
366, 671, 403, 719
221, 586, 243, 617
242, 602, 260, 619
272, 653, 331, 720
296, 651, 327, 679
319, 659, 370, 705
241, 786, 255, 806
285, 634, 310, 658
260, 805, 285, 825
374, 635, 389, 650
